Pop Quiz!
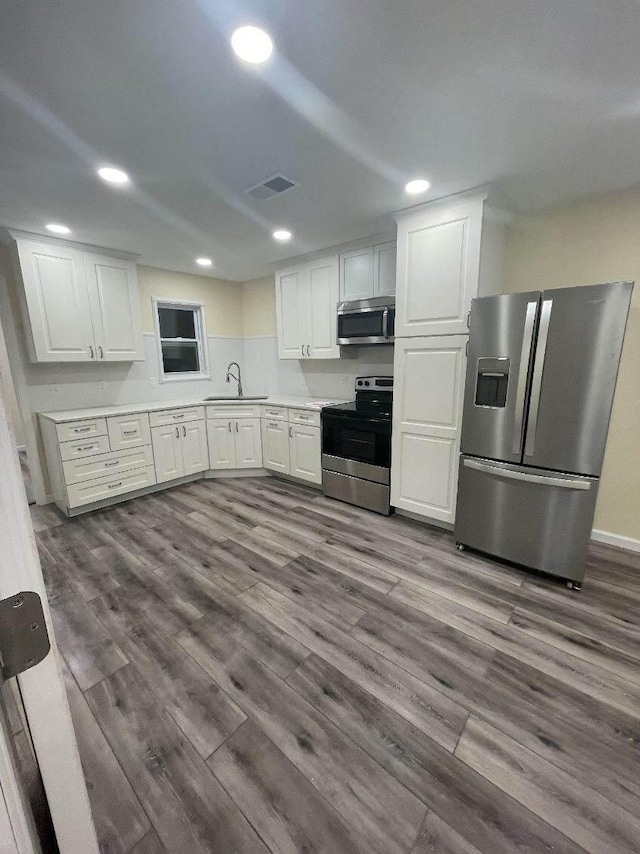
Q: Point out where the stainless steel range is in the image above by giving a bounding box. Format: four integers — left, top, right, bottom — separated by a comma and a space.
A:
321, 376, 393, 515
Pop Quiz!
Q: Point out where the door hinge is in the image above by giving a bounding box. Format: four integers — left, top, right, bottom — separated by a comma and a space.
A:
0, 592, 50, 680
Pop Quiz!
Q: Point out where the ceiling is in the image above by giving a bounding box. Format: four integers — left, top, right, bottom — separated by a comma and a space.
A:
1, 0, 640, 281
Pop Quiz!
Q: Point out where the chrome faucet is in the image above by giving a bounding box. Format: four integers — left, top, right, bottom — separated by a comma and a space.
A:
225, 362, 243, 398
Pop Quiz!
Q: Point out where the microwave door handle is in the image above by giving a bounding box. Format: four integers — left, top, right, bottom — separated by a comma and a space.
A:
382, 307, 389, 339
511, 301, 538, 454
524, 299, 553, 458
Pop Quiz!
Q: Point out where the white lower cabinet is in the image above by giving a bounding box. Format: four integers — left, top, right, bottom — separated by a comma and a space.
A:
207, 418, 262, 470
261, 409, 322, 485
391, 336, 467, 524
290, 424, 322, 483
261, 420, 290, 474
151, 420, 209, 484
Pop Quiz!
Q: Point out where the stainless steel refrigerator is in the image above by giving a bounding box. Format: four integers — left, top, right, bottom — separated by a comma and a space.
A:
454, 281, 633, 588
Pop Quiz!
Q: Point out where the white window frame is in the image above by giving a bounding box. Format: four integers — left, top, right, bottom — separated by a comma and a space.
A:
153, 297, 210, 382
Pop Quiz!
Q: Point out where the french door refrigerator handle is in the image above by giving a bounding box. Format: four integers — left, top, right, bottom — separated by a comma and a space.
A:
463, 458, 591, 490
524, 298, 553, 457
512, 301, 539, 454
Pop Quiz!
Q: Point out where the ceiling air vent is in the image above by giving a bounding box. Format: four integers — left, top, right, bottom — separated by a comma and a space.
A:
245, 174, 298, 200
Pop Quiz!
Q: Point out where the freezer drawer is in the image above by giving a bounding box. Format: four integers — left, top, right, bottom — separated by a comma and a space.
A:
454, 456, 598, 583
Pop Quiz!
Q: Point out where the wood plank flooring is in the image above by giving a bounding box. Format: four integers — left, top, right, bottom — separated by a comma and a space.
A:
33, 477, 640, 853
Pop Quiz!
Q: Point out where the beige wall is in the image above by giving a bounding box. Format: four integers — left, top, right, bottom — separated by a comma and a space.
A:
504, 188, 640, 540
242, 275, 276, 337
137, 265, 243, 336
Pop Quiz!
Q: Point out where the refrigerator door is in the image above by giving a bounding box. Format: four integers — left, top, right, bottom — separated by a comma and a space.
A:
454, 456, 598, 583
523, 281, 633, 476
460, 291, 540, 463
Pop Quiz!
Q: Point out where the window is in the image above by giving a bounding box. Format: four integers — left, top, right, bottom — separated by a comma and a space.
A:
154, 299, 208, 381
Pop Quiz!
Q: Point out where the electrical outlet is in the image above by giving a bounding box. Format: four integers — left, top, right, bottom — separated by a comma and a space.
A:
339, 375, 349, 388
51, 384, 60, 396
98, 381, 107, 394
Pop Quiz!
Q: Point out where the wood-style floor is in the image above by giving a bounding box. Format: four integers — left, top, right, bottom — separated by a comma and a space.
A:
33, 476, 640, 854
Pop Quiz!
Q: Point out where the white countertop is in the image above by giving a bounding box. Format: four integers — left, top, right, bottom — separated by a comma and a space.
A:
39, 395, 349, 423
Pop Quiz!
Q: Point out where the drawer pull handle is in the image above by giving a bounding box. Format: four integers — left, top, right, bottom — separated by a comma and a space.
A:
173, 414, 185, 419
73, 427, 92, 433
105, 461, 119, 467
123, 430, 137, 435
269, 422, 279, 427
108, 482, 122, 489
77, 444, 96, 451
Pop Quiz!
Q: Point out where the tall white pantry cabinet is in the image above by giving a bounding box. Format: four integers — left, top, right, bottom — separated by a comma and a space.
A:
391, 190, 506, 525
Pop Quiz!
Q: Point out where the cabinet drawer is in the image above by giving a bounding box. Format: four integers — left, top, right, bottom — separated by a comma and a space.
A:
67, 465, 156, 508
149, 406, 204, 427
63, 445, 153, 485
260, 405, 287, 421
56, 418, 107, 443
59, 434, 111, 461
107, 413, 151, 450
207, 404, 261, 419
289, 408, 321, 428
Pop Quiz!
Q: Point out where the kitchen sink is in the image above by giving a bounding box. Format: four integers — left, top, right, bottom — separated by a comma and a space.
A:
204, 395, 268, 401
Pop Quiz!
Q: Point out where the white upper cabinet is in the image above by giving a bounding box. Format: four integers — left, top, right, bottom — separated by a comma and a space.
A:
373, 241, 397, 297
276, 267, 308, 359
339, 240, 396, 302
275, 255, 339, 360
394, 193, 490, 337
16, 239, 95, 362
340, 247, 374, 301
13, 236, 143, 363
84, 254, 143, 361
308, 256, 339, 358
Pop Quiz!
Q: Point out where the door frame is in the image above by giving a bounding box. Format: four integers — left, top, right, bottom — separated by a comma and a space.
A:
0, 316, 99, 852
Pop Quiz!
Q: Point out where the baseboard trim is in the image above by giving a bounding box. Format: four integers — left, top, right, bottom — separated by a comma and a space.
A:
591, 529, 640, 553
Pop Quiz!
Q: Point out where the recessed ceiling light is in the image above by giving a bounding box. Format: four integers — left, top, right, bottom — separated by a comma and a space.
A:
272, 229, 292, 241
231, 26, 273, 64
45, 223, 71, 235
405, 178, 430, 195
97, 166, 130, 185
196, 257, 213, 267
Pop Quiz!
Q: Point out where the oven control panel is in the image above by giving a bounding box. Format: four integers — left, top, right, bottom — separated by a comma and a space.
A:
355, 376, 393, 391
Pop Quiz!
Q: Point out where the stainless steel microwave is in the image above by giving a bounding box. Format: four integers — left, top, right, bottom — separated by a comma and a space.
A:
336, 296, 395, 345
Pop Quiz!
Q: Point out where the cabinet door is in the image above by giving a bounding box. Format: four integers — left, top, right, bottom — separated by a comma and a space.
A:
151, 424, 184, 484
275, 267, 310, 359
289, 424, 322, 484
261, 420, 290, 474
391, 336, 467, 523
235, 418, 263, 469
395, 196, 484, 337
181, 420, 209, 476
308, 255, 340, 359
16, 239, 95, 362
340, 246, 374, 301
207, 419, 237, 469
373, 241, 397, 296
84, 254, 143, 361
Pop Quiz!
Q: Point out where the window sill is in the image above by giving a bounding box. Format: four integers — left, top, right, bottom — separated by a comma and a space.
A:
159, 372, 211, 384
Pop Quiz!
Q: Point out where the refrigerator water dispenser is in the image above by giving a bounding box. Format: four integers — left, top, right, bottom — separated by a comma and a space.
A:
475, 358, 510, 407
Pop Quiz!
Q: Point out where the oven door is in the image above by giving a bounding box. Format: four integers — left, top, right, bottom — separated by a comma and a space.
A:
337, 305, 395, 345
321, 412, 391, 481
